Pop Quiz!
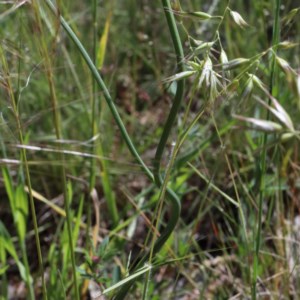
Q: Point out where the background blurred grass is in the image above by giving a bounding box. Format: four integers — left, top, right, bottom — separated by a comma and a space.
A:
0, 0, 300, 299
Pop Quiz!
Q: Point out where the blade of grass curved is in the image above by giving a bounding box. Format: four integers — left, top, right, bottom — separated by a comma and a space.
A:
44, 0, 153, 180
43, 2, 182, 298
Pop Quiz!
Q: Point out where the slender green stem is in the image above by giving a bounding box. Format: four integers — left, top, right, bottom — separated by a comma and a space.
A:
15, 20, 36, 299
252, 0, 281, 298
89, 1, 119, 226
85, 0, 99, 255
114, 0, 184, 298
0, 44, 46, 300
61, 175, 80, 300
142, 266, 152, 300
153, 0, 185, 184
31, 2, 79, 298
89, 0, 98, 195
19, 242, 35, 300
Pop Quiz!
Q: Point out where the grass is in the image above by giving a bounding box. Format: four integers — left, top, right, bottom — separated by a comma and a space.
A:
0, 0, 300, 299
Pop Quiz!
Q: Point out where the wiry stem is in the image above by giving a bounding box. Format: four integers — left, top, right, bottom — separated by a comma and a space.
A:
31, 1, 79, 298
0, 44, 47, 300
114, 0, 184, 297
252, 0, 281, 298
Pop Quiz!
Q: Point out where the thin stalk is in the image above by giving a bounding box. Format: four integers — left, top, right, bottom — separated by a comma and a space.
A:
113, 185, 181, 299
211, 114, 248, 243
0, 45, 46, 300
143, 138, 185, 299
19, 241, 35, 300
30, 1, 79, 299
15, 21, 36, 299
153, 0, 185, 186
84, 3, 99, 291
211, 114, 251, 285
252, 0, 281, 299
148, 0, 185, 266
89, 0, 98, 195
150, 0, 185, 268
142, 266, 152, 300
114, 0, 185, 297
181, 73, 200, 128
92, 1, 119, 226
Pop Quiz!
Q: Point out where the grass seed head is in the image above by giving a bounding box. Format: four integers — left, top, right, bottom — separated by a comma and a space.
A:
277, 41, 299, 50
241, 76, 254, 102
183, 11, 212, 20
233, 115, 283, 132
276, 56, 293, 74
282, 8, 300, 26
230, 10, 249, 28
222, 58, 250, 71
163, 70, 197, 83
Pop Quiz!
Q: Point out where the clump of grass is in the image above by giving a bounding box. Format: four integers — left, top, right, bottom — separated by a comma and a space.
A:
0, 0, 299, 299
